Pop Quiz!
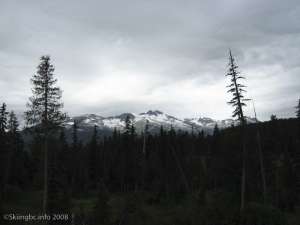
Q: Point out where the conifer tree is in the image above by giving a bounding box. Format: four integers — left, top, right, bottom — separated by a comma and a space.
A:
295, 98, 300, 200
71, 120, 81, 194
7, 111, 26, 188
88, 125, 99, 189
296, 99, 300, 119
72, 120, 79, 151
0, 103, 8, 203
252, 100, 267, 204
25, 55, 66, 213
121, 115, 137, 191
124, 115, 132, 136
130, 124, 136, 138
226, 51, 250, 124
213, 124, 220, 138
57, 129, 71, 188
296, 99, 300, 139
47, 137, 70, 217
0, 103, 8, 134
271, 114, 278, 121
226, 50, 250, 212
211, 124, 221, 191
140, 120, 149, 189
7, 111, 19, 133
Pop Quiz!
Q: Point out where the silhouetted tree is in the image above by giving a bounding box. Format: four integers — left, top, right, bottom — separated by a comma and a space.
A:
124, 115, 132, 136
296, 99, 300, 139
213, 124, 220, 138
210, 124, 221, 190
226, 51, 250, 123
140, 120, 149, 189
7, 111, 18, 134
48, 135, 71, 221
271, 114, 278, 121
0, 103, 8, 203
250, 101, 268, 205
58, 129, 71, 187
25, 55, 66, 213
72, 120, 79, 151
296, 99, 300, 119
88, 125, 99, 189
7, 111, 27, 189
226, 50, 250, 212
71, 120, 83, 194
295, 99, 300, 201
0, 103, 8, 133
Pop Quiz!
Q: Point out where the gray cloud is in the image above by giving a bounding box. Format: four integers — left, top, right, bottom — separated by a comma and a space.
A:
0, 0, 299, 120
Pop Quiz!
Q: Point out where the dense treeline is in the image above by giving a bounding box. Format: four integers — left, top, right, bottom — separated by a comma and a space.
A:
0, 54, 300, 225
1, 109, 300, 224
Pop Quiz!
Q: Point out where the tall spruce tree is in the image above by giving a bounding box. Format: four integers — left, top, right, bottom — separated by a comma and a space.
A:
124, 115, 132, 136
7, 111, 26, 188
140, 120, 149, 190
0, 103, 8, 133
226, 50, 250, 212
72, 120, 79, 151
25, 55, 66, 213
295, 99, 300, 200
226, 51, 250, 124
0, 103, 8, 203
252, 100, 267, 204
88, 125, 99, 189
296, 99, 300, 139
71, 120, 81, 195
7, 111, 19, 133
296, 99, 300, 118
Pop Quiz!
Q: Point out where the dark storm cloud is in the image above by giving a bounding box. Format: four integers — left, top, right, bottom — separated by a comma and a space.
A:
0, 0, 299, 120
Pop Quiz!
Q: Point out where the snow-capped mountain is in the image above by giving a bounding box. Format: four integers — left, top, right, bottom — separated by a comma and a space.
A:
65, 110, 192, 134
18, 110, 257, 143
63, 110, 257, 136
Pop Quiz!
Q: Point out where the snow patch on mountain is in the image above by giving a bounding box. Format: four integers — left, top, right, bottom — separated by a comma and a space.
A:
18, 110, 257, 136
62, 110, 257, 135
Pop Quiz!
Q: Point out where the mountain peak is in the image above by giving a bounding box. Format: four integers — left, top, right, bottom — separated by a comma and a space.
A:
114, 113, 135, 121
140, 110, 163, 116
23, 110, 258, 139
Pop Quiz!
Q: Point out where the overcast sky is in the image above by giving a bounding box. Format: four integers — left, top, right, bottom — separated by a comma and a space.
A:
0, 0, 299, 120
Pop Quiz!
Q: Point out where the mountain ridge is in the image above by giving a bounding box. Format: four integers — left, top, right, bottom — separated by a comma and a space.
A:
18, 110, 257, 143
64, 110, 257, 134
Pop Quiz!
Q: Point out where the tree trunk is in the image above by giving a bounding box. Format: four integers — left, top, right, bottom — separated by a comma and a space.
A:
257, 130, 267, 204
240, 124, 247, 213
141, 132, 147, 191
241, 140, 246, 212
43, 134, 48, 214
2, 145, 12, 202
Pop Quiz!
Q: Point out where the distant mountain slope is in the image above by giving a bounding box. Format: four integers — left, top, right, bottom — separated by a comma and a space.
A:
18, 110, 257, 143
61, 110, 257, 141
